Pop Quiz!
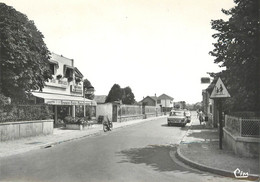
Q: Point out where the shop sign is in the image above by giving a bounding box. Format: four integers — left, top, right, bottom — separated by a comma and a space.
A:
71, 101, 78, 105
61, 100, 71, 105
45, 99, 61, 105
78, 101, 85, 105
71, 85, 82, 94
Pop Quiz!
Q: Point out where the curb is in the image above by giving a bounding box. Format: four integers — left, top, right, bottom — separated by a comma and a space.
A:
176, 147, 259, 181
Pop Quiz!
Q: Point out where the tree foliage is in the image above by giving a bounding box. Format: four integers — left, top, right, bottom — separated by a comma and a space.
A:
209, 0, 260, 111
105, 84, 122, 103
0, 3, 52, 101
83, 78, 94, 100
105, 84, 136, 104
122, 86, 135, 105
83, 78, 93, 89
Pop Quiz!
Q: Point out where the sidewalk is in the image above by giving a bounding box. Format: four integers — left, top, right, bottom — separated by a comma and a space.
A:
0, 116, 165, 158
176, 115, 259, 181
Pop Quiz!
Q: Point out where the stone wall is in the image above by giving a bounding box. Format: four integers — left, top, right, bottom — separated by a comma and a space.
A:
223, 128, 259, 158
0, 120, 53, 141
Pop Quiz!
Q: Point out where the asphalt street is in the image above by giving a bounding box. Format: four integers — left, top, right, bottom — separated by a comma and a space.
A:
0, 116, 242, 182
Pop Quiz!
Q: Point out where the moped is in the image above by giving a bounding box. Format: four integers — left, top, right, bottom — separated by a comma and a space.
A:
103, 119, 113, 132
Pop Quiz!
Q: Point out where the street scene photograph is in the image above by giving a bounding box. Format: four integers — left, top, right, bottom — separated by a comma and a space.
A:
0, 0, 259, 181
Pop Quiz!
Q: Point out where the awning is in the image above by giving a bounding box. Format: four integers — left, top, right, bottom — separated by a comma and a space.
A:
32, 92, 97, 106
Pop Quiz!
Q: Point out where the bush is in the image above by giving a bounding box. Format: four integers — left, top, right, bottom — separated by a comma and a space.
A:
0, 104, 53, 122
63, 116, 88, 124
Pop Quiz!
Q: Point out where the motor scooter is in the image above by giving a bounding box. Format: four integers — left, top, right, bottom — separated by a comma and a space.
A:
103, 119, 113, 132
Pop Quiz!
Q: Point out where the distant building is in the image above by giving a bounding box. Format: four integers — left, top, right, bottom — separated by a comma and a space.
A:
94, 95, 107, 104
157, 94, 174, 112
139, 96, 157, 106
139, 93, 174, 112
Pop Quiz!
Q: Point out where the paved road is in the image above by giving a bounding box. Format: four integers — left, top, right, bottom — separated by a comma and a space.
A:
0, 116, 241, 182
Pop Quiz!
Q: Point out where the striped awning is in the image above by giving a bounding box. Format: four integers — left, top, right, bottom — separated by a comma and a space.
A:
32, 92, 96, 106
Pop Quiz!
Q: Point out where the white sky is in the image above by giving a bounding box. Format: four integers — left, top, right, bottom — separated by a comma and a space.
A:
1, 0, 235, 104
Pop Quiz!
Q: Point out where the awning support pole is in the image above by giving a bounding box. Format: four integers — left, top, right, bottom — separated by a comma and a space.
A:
54, 105, 58, 124
72, 105, 76, 118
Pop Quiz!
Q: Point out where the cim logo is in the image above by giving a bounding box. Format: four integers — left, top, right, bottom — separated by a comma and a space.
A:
234, 168, 249, 179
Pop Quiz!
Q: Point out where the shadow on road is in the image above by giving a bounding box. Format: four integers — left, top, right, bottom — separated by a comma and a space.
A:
117, 145, 199, 173
189, 123, 213, 130
161, 124, 189, 132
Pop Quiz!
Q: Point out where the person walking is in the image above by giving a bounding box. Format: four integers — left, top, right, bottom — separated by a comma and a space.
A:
198, 110, 204, 125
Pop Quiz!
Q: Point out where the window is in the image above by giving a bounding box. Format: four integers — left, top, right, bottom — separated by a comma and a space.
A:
157, 100, 161, 104
49, 64, 55, 75
65, 68, 73, 78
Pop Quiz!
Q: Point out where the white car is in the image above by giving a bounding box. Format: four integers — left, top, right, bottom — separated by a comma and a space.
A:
185, 111, 191, 123
167, 110, 187, 127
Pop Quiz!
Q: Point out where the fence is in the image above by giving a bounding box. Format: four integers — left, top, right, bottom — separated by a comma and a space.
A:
118, 105, 142, 116
117, 105, 161, 122
225, 115, 260, 137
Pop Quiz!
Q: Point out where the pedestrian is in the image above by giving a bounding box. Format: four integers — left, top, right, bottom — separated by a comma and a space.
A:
198, 110, 204, 125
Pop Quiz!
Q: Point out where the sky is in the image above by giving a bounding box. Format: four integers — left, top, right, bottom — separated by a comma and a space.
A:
1, 0, 235, 104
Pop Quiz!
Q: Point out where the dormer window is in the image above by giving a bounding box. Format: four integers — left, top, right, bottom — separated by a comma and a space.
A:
49, 60, 59, 75
64, 65, 74, 82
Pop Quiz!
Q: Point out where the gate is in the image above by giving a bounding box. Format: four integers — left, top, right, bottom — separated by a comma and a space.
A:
112, 104, 118, 122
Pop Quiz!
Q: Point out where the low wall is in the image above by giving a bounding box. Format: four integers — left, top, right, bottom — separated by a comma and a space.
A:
0, 120, 53, 141
223, 128, 259, 158
146, 113, 157, 118
96, 104, 113, 122
117, 115, 143, 122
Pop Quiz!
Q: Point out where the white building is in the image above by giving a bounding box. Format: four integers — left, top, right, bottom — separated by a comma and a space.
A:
32, 53, 96, 125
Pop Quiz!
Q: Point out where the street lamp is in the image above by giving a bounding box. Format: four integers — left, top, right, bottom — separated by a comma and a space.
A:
83, 88, 87, 117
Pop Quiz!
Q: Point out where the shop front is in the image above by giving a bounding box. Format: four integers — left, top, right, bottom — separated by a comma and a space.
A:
32, 92, 96, 126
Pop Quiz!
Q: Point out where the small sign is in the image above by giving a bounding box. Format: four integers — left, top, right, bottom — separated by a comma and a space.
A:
210, 78, 231, 98
201, 77, 210, 84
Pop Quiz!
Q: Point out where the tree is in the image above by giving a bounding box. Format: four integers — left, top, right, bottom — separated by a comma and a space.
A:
83, 78, 94, 100
209, 0, 260, 111
105, 84, 122, 103
0, 3, 52, 101
83, 78, 92, 89
122, 86, 136, 105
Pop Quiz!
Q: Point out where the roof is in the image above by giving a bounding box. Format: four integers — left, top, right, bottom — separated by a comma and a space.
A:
139, 96, 156, 103
94, 95, 107, 104
158, 94, 174, 100
51, 52, 74, 62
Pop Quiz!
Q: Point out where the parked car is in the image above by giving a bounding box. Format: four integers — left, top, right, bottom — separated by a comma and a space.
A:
185, 110, 191, 123
167, 110, 187, 127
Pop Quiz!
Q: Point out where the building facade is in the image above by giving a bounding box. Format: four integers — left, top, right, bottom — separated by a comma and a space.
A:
32, 53, 96, 125
157, 94, 174, 112
139, 94, 174, 113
